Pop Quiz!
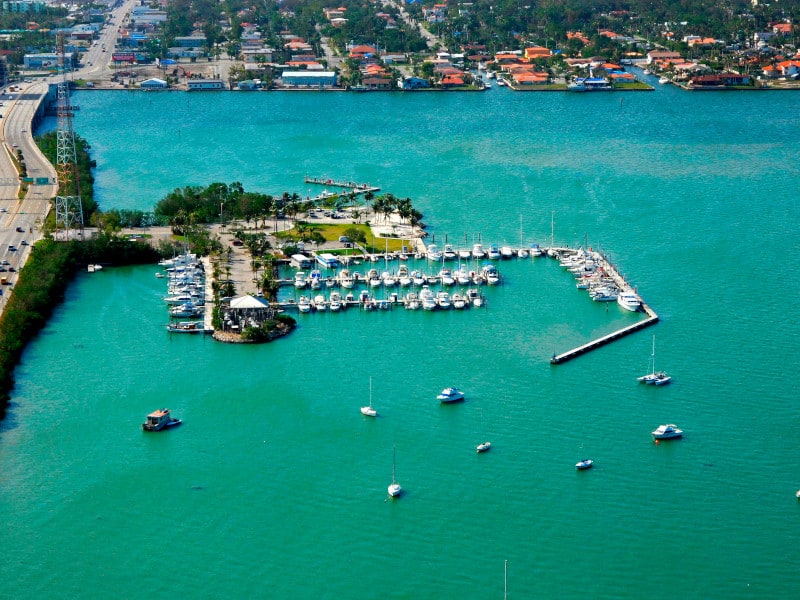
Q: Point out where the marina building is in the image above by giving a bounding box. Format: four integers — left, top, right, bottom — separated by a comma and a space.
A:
281, 71, 337, 89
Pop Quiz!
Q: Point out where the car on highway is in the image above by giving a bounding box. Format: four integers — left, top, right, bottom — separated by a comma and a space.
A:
20, 240, 28, 246
15, 226, 24, 232
1, 259, 9, 265
8, 245, 17, 251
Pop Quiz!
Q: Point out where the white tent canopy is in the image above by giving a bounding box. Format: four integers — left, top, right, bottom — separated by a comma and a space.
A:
230, 295, 269, 309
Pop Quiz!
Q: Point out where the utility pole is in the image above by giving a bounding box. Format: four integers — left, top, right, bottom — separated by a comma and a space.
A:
53, 32, 83, 240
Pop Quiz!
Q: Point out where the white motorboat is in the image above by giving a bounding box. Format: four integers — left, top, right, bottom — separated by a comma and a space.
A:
617, 290, 642, 312
651, 424, 683, 440
309, 270, 322, 289
382, 272, 397, 287
482, 263, 500, 285
530, 243, 543, 257
443, 244, 457, 261
339, 270, 355, 288
575, 459, 594, 470
500, 246, 514, 259
638, 336, 671, 385
294, 271, 307, 289
170, 302, 203, 318
435, 290, 451, 309
466, 288, 483, 307
313, 294, 327, 311
472, 244, 486, 259
329, 292, 343, 312
476, 441, 492, 453
361, 377, 378, 417
404, 291, 420, 310
487, 244, 502, 260
297, 296, 312, 313
452, 293, 467, 309
388, 446, 402, 497
517, 248, 529, 258
437, 387, 465, 403
439, 269, 455, 286
454, 267, 471, 286
458, 248, 472, 260
426, 244, 443, 262
659, 76, 670, 84
411, 270, 426, 287
420, 286, 437, 310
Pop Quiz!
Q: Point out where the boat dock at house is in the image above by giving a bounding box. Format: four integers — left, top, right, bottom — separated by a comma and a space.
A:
549, 250, 658, 364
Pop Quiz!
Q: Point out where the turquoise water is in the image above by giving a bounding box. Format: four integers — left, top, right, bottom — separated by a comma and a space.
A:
2, 87, 800, 598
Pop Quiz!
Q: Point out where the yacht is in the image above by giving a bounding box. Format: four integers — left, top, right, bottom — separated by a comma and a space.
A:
142, 408, 182, 431
500, 246, 514, 259
308, 270, 322, 289
297, 296, 312, 313
313, 294, 327, 311
659, 76, 670, 84
439, 269, 455, 286
466, 288, 484, 307
329, 291, 343, 312
435, 290, 451, 309
482, 263, 500, 285
170, 302, 203, 318
339, 270, 355, 289
294, 271, 307, 289
452, 293, 467, 309
420, 286, 437, 310
518, 248, 529, 258
472, 244, 486, 259
476, 441, 492, 453
458, 248, 472, 260
530, 243, 543, 257
455, 267, 471, 286
575, 459, 594, 470
411, 270, 426, 287
651, 424, 683, 440
487, 244, 502, 260
617, 290, 642, 312
382, 272, 397, 287
437, 387, 465, 403
638, 336, 671, 385
426, 244, 443, 262
404, 291, 420, 310
443, 244, 457, 261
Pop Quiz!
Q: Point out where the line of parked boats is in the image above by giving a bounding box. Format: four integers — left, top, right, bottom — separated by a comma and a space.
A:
292, 285, 488, 313
291, 260, 503, 291
158, 253, 210, 333
557, 247, 642, 311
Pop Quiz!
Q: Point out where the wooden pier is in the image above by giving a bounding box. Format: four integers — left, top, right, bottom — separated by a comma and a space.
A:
550, 250, 659, 364
303, 176, 380, 196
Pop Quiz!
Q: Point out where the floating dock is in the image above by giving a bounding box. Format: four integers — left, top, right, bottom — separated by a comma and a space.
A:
549, 250, 659, 365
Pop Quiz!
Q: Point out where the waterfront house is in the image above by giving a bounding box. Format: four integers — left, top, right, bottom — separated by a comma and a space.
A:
646, 50, 682, 64
363, 77, 392, 90
398, 76, 430, 90
440, 74, 465, 88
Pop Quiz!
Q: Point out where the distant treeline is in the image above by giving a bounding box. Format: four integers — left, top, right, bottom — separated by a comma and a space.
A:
0, 235, 160, 420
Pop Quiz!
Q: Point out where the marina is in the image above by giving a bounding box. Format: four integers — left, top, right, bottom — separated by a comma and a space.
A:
4, 88, 799, 600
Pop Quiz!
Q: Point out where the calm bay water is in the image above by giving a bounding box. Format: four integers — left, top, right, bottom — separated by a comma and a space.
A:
2, 86, 800, 598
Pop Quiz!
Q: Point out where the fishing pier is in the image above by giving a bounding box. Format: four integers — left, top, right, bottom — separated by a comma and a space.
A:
304, 176, 380, 197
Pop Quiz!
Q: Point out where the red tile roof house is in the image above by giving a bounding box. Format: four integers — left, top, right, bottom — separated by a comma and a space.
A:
363, 77, 392, 90
524, 46, 551, 61
440, 74, 466, 88
349, 44, 378, 59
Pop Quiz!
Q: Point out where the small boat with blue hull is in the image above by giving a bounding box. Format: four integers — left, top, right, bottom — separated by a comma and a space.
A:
576, 459, 594, 470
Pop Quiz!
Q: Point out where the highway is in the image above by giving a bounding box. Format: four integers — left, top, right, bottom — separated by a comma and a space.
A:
0, 0, 138, 308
